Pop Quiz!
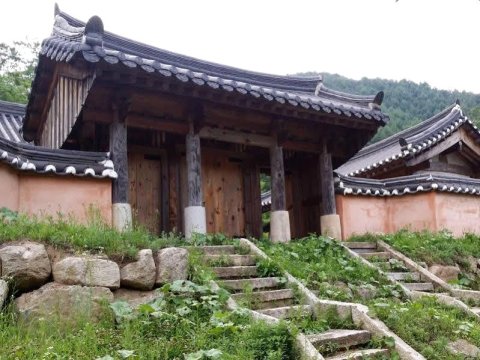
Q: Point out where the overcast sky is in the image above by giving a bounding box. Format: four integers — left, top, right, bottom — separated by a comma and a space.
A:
1, 0, 479, 93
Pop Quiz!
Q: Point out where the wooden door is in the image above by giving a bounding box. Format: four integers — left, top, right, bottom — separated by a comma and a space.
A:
128, 153, 162, 234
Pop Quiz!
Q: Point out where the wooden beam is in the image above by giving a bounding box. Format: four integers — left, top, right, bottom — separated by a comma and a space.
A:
319, 147, 336, 215
406, 132, 460, 167
110, 102, 129, 203
270, 145, 286, 211
199, 127, 274, 148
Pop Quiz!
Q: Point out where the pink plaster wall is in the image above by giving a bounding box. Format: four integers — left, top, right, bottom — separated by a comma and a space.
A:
0, 163, 19, 210
0, 164, 112, 225
336, 195, 387, 238
337, 192, 477, 239
435, 193, 480, 236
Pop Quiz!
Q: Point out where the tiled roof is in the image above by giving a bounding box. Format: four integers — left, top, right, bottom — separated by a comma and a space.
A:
337, 173, 480, 197
0, 137, 117, 178
25, 6, 388, 132
0, 100, 26, 143
336, 103, 477, 177
0, 100, 116, 178
261, 190, 271, 212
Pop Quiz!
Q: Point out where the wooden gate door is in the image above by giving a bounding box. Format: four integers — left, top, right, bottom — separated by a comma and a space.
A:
128, 153, 162, 234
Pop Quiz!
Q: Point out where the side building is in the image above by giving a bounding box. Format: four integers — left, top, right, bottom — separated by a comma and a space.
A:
336, 102, 480, 238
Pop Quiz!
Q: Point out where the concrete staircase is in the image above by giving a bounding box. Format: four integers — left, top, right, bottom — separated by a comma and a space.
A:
345, 242, 436, 294
198, 244, 390, 360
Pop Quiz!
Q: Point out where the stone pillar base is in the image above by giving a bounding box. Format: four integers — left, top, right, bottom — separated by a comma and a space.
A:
184, 206, 207, 239
112, 203, 132, 232
320, 214, 342, 240
270, 210, 291, 243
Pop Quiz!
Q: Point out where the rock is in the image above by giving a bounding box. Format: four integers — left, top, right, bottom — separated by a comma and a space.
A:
333, 281, 354, 298
155, 247, 189, 285
355, 285, 377, 300
0, 242, 51, 292
428, 264, 460, 282
120, 249, 156, 290
113, 288, 160, 308
0, 279, 8, 308
53, 257, 120, 289
446, 339, 480, 358
466, 256, 480, 274
15, 282, 113, 321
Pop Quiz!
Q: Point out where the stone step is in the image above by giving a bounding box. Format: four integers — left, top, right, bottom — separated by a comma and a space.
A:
471, 307, 480, 314
400, 282, 434, 292
232, 289, 296, 310
204, 254, 256, 266
344, 242, 377, 250
359, 252, 391, 260
258, 304, 312, 319
352, 248, 380, 254
220, 277, 283, 292
213, 266, 258, 279
196, 245, 237, 255
307, 329, 371, 350
326, 348, 389, 360
387, 272, 420, 281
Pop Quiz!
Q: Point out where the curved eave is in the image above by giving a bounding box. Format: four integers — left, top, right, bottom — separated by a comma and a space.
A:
336, 173, 480, 197
0, 137, 117, 179
340, 105, 476, 177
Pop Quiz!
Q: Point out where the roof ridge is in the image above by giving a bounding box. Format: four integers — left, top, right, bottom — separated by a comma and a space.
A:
0, 100, 26, 115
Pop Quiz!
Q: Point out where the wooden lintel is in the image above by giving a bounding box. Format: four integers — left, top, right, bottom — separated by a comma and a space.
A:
199, 127, 274, 148
127, 114, 189, 134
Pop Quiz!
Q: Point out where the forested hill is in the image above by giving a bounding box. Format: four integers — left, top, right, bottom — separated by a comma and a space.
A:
299, 72, 480, 142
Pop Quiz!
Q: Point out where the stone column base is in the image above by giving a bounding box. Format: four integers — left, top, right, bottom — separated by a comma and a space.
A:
112, 203, 132, 232
270, 210, 291, 243
320, 214, 342, 240
184, 206, 207, 239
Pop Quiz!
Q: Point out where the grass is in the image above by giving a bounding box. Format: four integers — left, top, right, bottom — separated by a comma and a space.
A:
258, 235, 405, 303
351, 229, 480, 290
0, 282, 298, 360
257, 234, 480, 359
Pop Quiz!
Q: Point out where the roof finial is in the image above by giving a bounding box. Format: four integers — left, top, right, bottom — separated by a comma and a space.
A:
83, 15, 104, 47
373, 91, 384, 106
314, 76, 324, 96
54, 3, 60, 16
455, 99, 461, 106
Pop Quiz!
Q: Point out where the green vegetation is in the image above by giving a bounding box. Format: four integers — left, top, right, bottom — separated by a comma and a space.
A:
371, 297, 480, 360
0, 41, 38, 103
258, 235, 404, 303
0, 208, 182, 259
0, 280, 297, 359
258, 235, 480, 359
352, 230, 480, 290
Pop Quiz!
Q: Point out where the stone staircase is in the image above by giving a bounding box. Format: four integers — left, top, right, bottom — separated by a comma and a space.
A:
345, 242, 437, 294
198, 245, 391, 360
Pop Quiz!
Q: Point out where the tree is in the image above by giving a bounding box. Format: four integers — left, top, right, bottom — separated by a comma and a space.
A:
0, 41, 39, 104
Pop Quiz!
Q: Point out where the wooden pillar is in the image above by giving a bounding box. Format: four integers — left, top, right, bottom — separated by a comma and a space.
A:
184, 126, 207, 238
110, 103, 132, 231
319, 144, 342, 239
319, 151, 336, 215
186, 132, 203, 207
269, 144, 291, 242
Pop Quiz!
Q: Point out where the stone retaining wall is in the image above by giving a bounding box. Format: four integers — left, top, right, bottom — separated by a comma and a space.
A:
0, 241, 189, 320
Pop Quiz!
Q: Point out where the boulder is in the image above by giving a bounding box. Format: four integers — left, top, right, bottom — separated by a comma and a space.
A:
0, 242, 51, 292
53, 257, 120, 289
428, 264, 460, 282
113, 288, 160, 309
155, 247, 189, 285
447, 339, 480, 358
0, 279, 8, 308
15, 282, 113, 321
120, 249, 156, 290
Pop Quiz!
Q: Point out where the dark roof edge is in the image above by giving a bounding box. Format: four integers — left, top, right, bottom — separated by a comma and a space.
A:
0, 137, 117, 179
0, 100, 26, 115
56, 9, 323, 94
336, 173, 480, 197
